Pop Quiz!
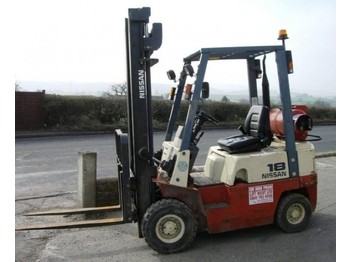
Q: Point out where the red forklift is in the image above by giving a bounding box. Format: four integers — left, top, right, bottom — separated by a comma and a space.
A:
116, 7, 317, 253
17, 7, 317, 254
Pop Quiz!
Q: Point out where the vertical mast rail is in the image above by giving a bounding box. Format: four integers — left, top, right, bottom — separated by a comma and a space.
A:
125, 7, 162, 236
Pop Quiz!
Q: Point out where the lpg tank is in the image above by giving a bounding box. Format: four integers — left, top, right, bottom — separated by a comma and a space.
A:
270, 105, 313, 141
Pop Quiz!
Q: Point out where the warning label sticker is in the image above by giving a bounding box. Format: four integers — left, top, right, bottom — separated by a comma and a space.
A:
248, 184, 274, 205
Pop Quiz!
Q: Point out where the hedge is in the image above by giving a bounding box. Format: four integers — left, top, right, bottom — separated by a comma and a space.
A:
43, 95, 336, 131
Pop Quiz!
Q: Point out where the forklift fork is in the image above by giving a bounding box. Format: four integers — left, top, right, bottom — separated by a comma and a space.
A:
15, 205, 123, 231
15, 130, 134, 231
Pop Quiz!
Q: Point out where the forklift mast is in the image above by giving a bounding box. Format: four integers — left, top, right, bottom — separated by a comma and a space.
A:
122, 7, 162, 235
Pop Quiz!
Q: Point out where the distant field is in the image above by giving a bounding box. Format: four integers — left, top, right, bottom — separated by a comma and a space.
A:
209, 93, 336, 108
16, 80, 336, 108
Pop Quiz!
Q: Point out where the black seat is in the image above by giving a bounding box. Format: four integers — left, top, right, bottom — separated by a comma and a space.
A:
218, 105, 272, 153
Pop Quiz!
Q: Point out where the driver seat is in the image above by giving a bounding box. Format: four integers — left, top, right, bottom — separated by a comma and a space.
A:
218, 105, 272, 153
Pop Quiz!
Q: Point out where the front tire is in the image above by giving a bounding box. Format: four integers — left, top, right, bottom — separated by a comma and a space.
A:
275, 193, 312, 233
141, 199, 197, 254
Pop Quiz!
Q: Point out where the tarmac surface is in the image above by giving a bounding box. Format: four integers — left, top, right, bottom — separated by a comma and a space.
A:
14, 129, 337, 261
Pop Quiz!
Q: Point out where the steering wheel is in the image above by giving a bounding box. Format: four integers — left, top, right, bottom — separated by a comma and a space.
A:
198, 111, 219, 124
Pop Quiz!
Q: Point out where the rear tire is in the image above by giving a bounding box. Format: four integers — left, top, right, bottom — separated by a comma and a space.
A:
275, 193, 312, 233
141, 199, 197, 254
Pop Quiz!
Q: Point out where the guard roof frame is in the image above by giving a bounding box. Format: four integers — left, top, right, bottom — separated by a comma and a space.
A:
184, 45, 285, 62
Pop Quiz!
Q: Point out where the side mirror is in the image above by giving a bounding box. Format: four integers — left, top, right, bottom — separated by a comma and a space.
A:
254, 59, 262, 79
167, 70, 176, 81
184, 64, 194, 77
202, 82, 209, 99
286, 51, 293, 74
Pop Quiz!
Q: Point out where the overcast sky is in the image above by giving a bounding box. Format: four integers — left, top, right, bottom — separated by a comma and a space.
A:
14, 0, 336, 96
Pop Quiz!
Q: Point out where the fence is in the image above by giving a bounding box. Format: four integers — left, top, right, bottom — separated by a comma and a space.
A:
15, 90, 45, 130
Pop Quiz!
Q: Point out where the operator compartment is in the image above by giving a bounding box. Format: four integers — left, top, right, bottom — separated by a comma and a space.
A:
201, 139, 315, 186
190, 103, 316, 187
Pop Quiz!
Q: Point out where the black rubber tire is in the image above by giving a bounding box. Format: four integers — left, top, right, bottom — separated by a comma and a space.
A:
275, 193, 312, 233
141, 199, 197, 254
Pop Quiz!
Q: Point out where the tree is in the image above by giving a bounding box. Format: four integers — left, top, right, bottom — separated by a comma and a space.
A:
221, 95, 230, 102
105, 82, 127, 96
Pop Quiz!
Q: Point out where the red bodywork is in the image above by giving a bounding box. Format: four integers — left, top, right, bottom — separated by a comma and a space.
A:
154, 172, 317, 234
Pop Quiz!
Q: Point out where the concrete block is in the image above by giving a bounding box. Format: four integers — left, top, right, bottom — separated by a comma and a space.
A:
96, 177, 119, 207
78, 152, 97, 207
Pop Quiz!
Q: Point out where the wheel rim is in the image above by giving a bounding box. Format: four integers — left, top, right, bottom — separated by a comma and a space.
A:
155, 214, 185, 243
286, 203, 305, 225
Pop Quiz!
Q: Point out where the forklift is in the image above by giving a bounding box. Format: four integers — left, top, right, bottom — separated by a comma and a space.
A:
17, 7, 317, 254
116, 7, 317, 253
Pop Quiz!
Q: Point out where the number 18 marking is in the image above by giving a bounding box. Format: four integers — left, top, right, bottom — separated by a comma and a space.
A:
267, 162, 286, 172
